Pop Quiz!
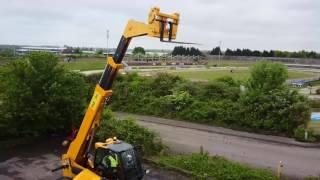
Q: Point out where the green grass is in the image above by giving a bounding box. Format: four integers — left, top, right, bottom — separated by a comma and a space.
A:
310, 80, 320, 86
172, 69, 319, 81
60, 57, 106, 71
288, 71, 319, 79
61, 58, 320, 82
62, 58, 255, 71
158, 153, 276, 180
172, 69, 249, 81
208, 60, 256, 67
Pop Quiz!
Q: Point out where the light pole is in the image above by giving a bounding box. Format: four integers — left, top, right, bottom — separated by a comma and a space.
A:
218, 40, 222, 61
106, 29, 109, 59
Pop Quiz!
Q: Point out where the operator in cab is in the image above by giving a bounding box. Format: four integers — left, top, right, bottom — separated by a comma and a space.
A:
102, 152, 119, 179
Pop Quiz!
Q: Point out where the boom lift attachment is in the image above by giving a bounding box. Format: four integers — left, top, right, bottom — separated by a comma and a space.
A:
57, 7, 181, 180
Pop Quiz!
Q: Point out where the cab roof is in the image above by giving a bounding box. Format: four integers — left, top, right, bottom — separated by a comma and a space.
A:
107, 142, 133, 152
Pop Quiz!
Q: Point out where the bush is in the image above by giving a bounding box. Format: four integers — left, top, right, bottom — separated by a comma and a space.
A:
293, 125, 317, 142
240, 61, 309, 135
159, 153, 276, 180
247, 60, 288, 92
239, 88, 310, 135
96, 109, 164, 156
316, 88, 320, 95
310, 99, 320, 108
88, 62, 310, 136
0, 52, 88, 139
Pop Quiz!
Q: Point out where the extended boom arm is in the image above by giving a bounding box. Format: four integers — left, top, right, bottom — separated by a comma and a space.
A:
61, 7, 180, 179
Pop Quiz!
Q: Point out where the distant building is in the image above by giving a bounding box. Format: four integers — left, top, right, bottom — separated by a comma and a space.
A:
290, 80, 306, 87
103, 49, 132, 57
16, 46, 66, 55
82, 50, 96, 55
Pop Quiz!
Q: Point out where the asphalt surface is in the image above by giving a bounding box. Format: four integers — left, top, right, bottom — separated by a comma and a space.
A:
117, 113, 320, 179
0, 138, 189, 180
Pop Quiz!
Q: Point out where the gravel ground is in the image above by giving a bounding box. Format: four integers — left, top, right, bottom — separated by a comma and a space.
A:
0, 138, 189, 180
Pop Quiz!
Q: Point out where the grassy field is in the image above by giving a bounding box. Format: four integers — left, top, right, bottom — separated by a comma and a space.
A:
60, 57, 106, 71
208, 60, 256, 67
61, 58, 320, 82
61, 59, 257, 71
172, 69, 319, 81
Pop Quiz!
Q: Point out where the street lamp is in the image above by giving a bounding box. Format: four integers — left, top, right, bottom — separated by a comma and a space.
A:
218, 40, 222, 61
106, 29, 109, 59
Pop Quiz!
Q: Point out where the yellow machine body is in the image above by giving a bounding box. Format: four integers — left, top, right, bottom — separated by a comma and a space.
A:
60, 7, 180, 179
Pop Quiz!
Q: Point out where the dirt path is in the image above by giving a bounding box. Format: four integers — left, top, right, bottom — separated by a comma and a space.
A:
0, 138, 188, 180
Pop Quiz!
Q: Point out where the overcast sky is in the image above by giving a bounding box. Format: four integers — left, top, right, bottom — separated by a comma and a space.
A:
1, 0, 319, 51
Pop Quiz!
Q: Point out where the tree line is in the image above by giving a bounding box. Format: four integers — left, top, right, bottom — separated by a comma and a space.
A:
210, 46, 320, 59
171, 46, 204, 56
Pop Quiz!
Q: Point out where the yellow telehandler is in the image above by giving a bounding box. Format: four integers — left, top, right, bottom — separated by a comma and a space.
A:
52, 7, 182, 180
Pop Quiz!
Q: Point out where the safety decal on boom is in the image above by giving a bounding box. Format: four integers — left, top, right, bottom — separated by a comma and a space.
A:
89, 91, 101, 110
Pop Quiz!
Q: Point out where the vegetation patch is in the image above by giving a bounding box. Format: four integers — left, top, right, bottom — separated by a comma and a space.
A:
0, 52, 88, 140
96, 109, 164, 156
158, 153, 276, 180
172, 69, 318, 81
60, 57, 106, 71
99, 61, 310, 136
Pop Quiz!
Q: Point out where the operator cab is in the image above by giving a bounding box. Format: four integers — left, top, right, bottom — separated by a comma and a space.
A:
94, 140, 144, 180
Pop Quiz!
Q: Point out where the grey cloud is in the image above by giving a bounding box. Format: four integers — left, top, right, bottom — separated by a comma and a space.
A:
0, 0, 319, 51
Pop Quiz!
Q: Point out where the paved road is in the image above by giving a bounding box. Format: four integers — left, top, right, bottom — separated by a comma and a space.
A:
117, 113, 320, 179
0, 138, 188, 180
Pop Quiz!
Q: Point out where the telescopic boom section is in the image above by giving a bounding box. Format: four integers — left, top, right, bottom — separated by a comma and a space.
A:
62, 7, 180, 177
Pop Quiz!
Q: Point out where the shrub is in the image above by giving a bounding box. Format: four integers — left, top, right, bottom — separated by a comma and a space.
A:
149, 73, 184, 96
239, 88, 310, 134
240, 61, 309, 135
216, 76, 238, 86
159, 153, 276, 180
178, 101, 214, 122
247, 60, 288, 92
96, 109, 164, 156
0, 52, 88, 139
310, 99, 320, 108
293, 125, 317, 142
87, 63, 310, 137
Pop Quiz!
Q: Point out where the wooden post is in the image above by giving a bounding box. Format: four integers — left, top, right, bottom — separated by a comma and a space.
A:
277, 161, 283, 179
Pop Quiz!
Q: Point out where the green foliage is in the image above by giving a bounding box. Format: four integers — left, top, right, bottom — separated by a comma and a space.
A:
223, 48, 320, 59
293, 125, 317, 142
150, 73, 184, 96
0, 52, 88, 139
247, 61, 288, 92
159, 153, 276, 180
132, 47, 145, 55
74, 47, 82, 55
305, 176, 320, 180
241, 61, 309, 134
210, 46, 221, 55
96, 109, 164, 156
171, 46, 204, 56
216, 76, 238, 86
85, 61, 310, 136
0, 48, 15, 57
239, 88, 310, 134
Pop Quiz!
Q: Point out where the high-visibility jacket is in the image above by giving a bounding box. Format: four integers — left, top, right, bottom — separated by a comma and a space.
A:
108, 155, 118, 168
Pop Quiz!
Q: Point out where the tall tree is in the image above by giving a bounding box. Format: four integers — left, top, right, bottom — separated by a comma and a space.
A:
132, 47, 146, 55
210, 47, 221, 55
0, 52, 87, 139
247, 61, 288, 92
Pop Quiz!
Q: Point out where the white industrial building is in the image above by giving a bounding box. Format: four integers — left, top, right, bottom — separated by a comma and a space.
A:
16, 46, 66, 55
